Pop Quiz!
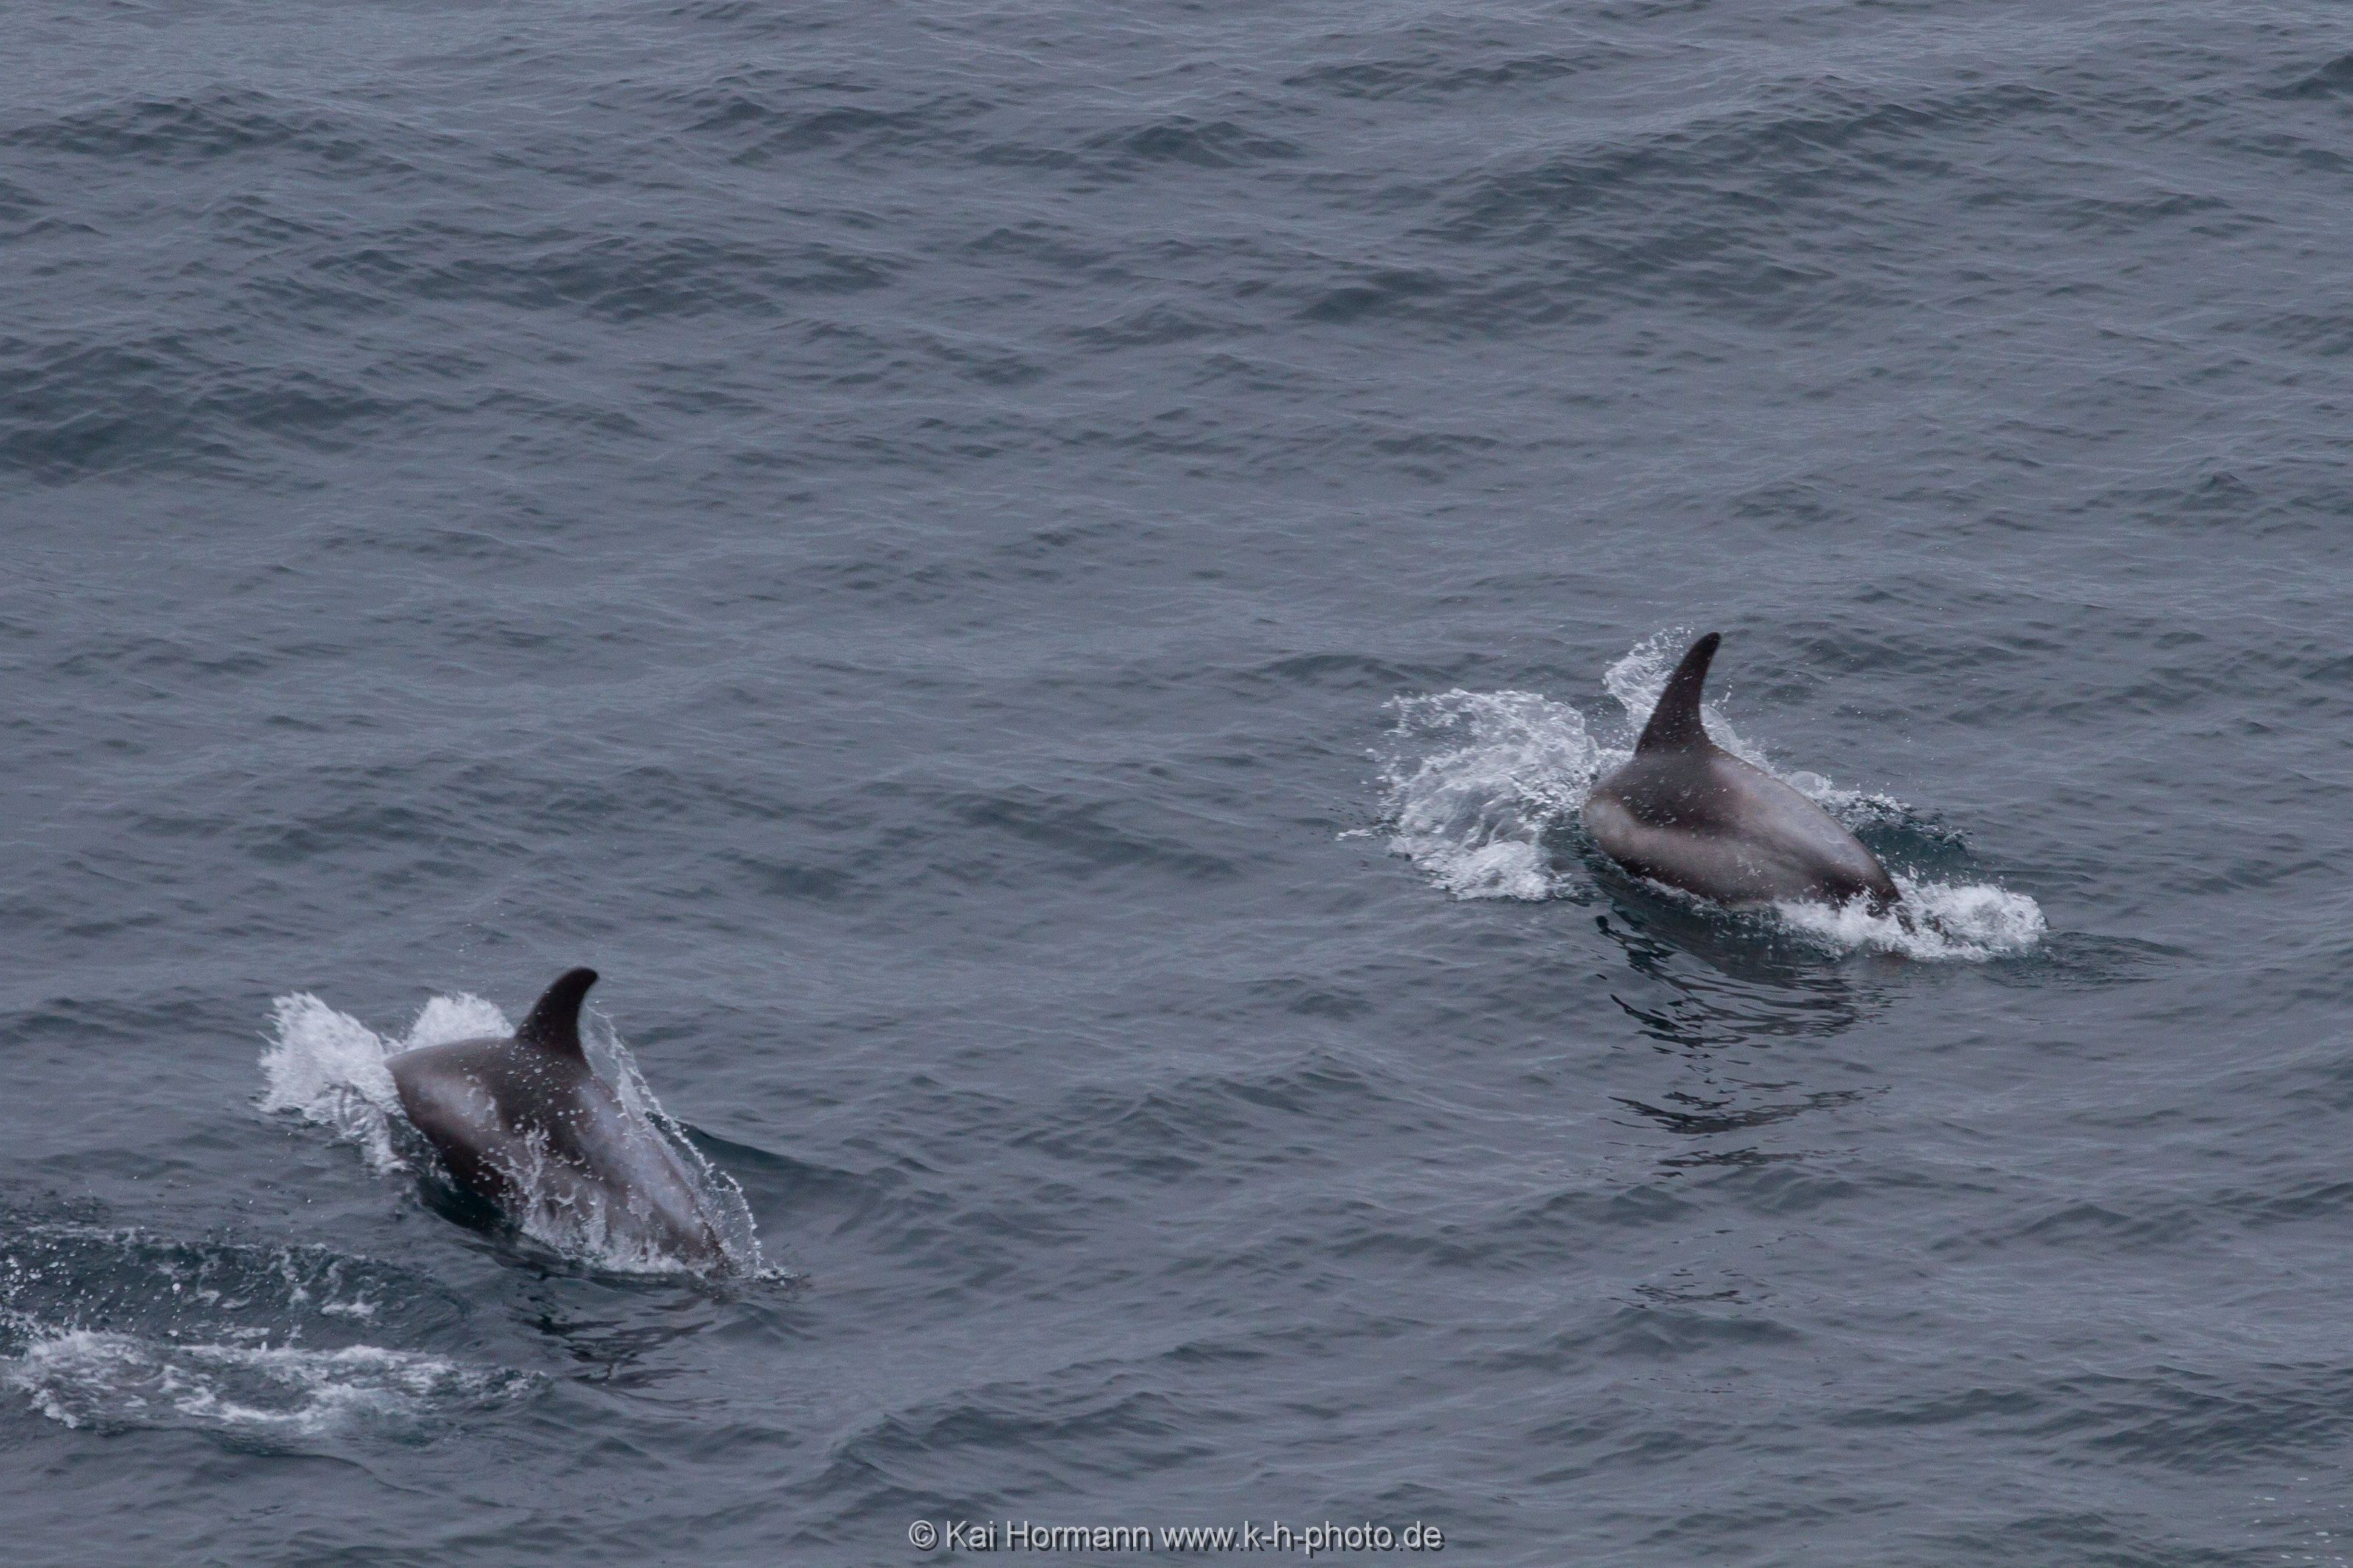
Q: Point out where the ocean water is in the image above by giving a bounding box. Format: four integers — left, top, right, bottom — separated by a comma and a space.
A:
5, 1, 2353, 1563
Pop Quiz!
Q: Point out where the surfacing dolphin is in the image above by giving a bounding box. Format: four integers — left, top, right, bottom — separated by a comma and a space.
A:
1582, 633, 1902, 914
389, 967, 729, 1267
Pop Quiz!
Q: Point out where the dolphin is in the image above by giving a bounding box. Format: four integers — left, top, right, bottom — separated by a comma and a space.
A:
388, 968, 728, 1266
1582, 633, 1901, 913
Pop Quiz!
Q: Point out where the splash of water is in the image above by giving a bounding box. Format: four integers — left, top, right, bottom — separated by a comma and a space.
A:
1379, 688, 1602, 900
1776, 875, 2048, 959
2, 1329, 532, 1436
257, 993, 412, 1173
260, 990, 765, 1275
1376, 633, 2045, 960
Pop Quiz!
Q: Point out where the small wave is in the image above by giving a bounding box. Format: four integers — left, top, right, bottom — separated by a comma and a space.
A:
1082, 115, 1302, 170
260, 990, 764, 1276
2, 1330, 531, 1436
1376, 634, 2043, 959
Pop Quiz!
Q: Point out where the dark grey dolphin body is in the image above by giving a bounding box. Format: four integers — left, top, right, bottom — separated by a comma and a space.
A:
1582, 634, 1901, 912
388, 968, 726, 1264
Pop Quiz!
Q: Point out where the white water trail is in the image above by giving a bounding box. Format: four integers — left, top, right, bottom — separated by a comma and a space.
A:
2, 1329, 531, 1436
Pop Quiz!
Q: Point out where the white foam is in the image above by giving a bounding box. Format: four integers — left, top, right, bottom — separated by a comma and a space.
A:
2, 1328, 529, 1436
1376, 634, 2045, 959
258, 993, 407, 1173
259, 990, 765, 1275
1379, 689, 1605, 900
1775, 873, 2049, 961
407, 992, 513, 1050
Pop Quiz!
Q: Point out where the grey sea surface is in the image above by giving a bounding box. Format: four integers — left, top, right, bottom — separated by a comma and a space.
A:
6, 2, 2353, 1564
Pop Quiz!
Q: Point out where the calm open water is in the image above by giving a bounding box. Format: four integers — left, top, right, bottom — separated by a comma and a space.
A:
7, 2, 2353, 1564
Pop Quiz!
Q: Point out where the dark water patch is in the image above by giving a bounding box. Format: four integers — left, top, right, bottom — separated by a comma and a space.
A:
4, 88, 412, 175
1684, 1159, 1867, 1217
1068, 303, 1227, 350
325, 227, 901, 321
1849, 1362, 2353, 1476
2046, 187, 2238, 240
1006, 1083, 1263, 1184
1, 337, 308, 482
1243, 975, 1376, 1020
654, 0, 841, 37
1285, 40, 1641, 101
807, 1378, 1222, 1529
939, 787, 1241, 885
0, 176, 41, 224
1299, 266, 1455, 326
635, 65, 1005, 165
1657, 1146, 1817, 1172
722, 851, 854, 903
237, 798, 495, 868
1615, 1086, 1872, 1137
2214, 1178, 2353, 1231
1435, 80, 2059, 234
1400, 76, 2142, 332
1934, 1198, 2209, 1256
680, 1129, 865, 1220
5, 995, 193, 1056
2071, 1364, 2353, 1472
1491, 1303, 1806, 1378
2265, 52, 2353, 101
1509, 1180, 1699, 1236
963, 218, 1119, 273
1243, 651, 1456, 696
708, 101, 915, 161
1593, 909, 1896, 1039
1082, 117, 1302, 172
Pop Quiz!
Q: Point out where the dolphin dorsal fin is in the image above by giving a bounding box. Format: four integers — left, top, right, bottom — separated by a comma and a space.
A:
515, 967, 597, 1061
1635, 632, 1722, 754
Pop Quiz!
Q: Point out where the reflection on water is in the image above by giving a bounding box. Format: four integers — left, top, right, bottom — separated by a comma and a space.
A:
1590, 892, 1893, 1175
1593, 895, 1894, 1048
1615, 1086, 1874, 1137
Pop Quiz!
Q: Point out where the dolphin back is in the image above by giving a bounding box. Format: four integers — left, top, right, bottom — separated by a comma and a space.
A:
386, 967, 735, 1270
1588, 632, 1902, 912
